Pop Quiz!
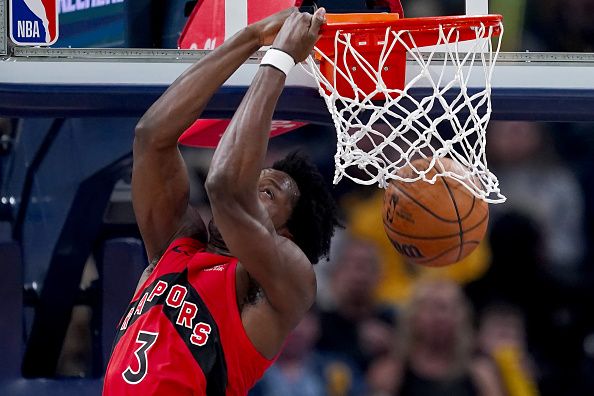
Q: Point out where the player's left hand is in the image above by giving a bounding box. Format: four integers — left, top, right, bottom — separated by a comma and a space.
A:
251, 7, 298, 47
271, 7, 327, 63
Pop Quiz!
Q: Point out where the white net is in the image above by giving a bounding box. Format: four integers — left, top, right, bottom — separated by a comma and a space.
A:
304, 18, 506, 203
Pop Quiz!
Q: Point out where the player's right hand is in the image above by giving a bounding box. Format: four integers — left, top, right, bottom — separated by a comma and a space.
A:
271, 7, 327, 63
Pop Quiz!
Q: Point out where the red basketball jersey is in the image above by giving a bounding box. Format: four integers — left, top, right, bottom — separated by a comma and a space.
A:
103, 237, 274, 395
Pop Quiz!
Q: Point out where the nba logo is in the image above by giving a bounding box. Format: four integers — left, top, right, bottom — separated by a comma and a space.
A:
10, 0, 59, 45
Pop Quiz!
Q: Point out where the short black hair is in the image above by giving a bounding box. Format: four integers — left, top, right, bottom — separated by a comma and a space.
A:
272, 151, 341, 263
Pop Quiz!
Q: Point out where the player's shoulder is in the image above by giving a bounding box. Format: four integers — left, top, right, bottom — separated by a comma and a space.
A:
275, 235, 317, 305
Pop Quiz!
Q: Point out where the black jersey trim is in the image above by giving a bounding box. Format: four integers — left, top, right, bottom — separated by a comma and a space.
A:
111, 270, 228, 395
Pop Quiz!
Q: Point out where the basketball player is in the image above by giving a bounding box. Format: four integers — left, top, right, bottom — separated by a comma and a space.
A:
103, 7, 340, 395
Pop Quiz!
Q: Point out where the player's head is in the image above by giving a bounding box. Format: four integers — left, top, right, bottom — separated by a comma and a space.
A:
260, 151, 340, 263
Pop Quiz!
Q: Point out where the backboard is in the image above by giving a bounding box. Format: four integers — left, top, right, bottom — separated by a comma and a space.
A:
0, 0, 594, 121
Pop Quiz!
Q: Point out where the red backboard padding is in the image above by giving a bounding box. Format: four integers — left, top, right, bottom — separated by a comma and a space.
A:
178, 119, 306, 148
179, 0, 303, 50
178, 1, 307, 147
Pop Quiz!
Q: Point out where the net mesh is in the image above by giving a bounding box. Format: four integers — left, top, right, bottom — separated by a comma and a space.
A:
304, 19, 506, 203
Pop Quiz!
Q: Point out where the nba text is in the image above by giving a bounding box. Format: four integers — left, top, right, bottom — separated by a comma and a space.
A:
17, 20, 40, 38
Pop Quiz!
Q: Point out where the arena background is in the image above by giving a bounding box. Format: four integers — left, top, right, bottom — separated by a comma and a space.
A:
1, 0, 594, 395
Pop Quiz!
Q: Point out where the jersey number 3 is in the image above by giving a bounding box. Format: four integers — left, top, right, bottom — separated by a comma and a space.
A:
122, 331, 158, 384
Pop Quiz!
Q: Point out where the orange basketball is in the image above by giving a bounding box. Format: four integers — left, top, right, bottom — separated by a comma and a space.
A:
382, 157, 489, 267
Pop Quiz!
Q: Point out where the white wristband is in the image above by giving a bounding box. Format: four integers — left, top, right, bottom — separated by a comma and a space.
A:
260, 48, 296, 76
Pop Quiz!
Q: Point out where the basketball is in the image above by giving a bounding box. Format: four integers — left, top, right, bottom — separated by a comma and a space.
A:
382, 158, 489, 267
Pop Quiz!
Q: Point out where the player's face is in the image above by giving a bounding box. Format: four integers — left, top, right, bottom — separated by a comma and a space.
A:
258, 169, 300, 236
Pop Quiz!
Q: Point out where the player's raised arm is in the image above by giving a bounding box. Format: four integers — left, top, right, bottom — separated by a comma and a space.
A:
205, 9, 327, 326
132, 8, 297, 261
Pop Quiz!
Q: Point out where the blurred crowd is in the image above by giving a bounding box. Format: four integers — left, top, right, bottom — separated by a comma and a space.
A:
227, 120, 594, 396
243, 125, 594, 396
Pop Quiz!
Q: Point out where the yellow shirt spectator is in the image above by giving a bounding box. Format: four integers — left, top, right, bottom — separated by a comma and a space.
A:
344, 190, 491, 304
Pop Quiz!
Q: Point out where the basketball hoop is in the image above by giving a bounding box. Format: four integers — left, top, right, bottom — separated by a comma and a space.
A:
305, 13, 506, 203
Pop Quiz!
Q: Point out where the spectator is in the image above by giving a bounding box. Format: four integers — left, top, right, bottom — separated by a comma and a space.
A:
464, 212, 544, 312
488, 121, 585, 284
367, 279, 503, 396
316, 234, 397, 372
343, 185, 491, 305
250, 308, 365, 396
477, 304, 539, 396
465, 212, 584, 396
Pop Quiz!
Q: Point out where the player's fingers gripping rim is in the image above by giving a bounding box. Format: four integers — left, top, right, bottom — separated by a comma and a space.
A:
309, 7, 326, 36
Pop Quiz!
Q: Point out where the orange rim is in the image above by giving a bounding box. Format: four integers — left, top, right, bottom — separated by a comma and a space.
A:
324, 12, 400, 26
320, 13, 503, 36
